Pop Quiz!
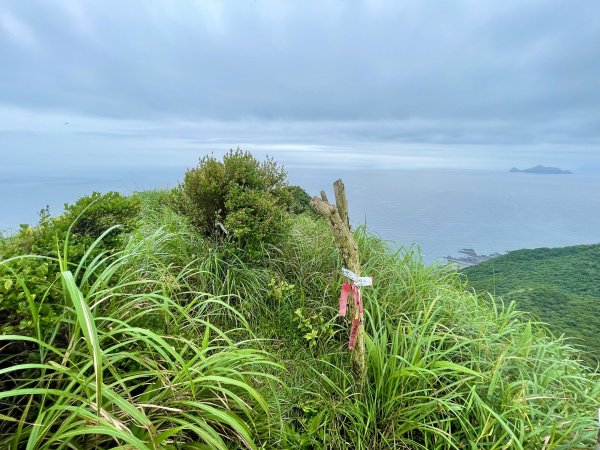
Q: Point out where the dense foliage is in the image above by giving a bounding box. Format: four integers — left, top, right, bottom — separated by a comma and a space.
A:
283, 185, 313, 215
463, 244, 600, 366
1, 154, 598, 449
0, 191, 139, 336
179, 148, 291, 256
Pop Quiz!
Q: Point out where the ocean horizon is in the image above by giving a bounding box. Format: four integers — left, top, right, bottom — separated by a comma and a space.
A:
2, 165, 599, 264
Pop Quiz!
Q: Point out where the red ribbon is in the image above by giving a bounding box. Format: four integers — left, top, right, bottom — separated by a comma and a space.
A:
338, 281, 363, 350
339, 282, 351, 317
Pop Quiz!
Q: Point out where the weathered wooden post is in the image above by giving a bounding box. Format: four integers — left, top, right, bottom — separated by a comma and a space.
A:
310, 179, 366, 384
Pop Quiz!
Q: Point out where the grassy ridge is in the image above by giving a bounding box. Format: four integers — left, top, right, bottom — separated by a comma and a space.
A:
1, 180, 599, 448
463, 244, 600, 366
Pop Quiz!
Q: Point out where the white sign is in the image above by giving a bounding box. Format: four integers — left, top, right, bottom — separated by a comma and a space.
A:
341, 268, 372, 286
341, 267, 357, 281
356, 276, 373, 287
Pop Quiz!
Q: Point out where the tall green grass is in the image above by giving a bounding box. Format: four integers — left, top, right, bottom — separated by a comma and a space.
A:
0, 227, 279, 449
274, 222, 600, 449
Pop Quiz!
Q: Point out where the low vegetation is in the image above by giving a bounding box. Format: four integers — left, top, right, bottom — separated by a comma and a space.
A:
463, 244, 600, 366
1, 151, 598, 449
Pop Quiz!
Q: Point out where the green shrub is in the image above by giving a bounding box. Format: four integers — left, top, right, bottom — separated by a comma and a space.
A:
0, 192, 140, 337
294, 307, 336, 348
179, 149, 292, 255
0, 256, 58, 336
285, 185, 313, 214
61, 191, 140, 245
3, 192, 139, 259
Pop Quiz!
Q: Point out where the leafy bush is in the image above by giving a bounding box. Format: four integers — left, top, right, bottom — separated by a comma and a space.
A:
0, 192, 140, 337
284, 185, 313, 214
2, 192, 139, 259
0, 256, 58, 336
179, 149, 292, 255
62, 191, 140, 243
294, 307, 336, 348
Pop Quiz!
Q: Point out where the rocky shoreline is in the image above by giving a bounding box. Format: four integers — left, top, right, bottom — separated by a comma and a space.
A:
445, 248, 502, 268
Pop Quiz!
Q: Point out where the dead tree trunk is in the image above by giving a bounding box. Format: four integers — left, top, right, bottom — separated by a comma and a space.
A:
310, 179, 366, 385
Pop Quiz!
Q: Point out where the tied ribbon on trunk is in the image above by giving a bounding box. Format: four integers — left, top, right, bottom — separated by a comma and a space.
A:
338, 282, 364, 350
338, 268, 372, 351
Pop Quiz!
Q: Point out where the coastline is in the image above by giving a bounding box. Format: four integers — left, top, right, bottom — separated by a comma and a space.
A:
445, 248, 503, 268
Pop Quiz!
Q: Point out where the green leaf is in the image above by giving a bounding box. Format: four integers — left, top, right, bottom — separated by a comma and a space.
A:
431, 361, 483, 378
0, 413, 18, 423
61, 270, 104, 414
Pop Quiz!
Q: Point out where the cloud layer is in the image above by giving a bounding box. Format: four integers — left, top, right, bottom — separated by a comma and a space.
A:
1, 0, 599, 168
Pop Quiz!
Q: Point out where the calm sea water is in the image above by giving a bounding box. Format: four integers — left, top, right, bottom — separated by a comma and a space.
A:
2, 166, 599, 264
292, 168, 600, 263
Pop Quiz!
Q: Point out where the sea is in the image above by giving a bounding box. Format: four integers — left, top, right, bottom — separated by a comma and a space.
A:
2, 163, 599, 264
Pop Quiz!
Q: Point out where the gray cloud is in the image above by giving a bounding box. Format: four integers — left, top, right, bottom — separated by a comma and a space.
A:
1, 0, 599, 166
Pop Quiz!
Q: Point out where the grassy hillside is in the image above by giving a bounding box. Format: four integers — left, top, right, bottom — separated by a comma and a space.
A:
463, 244, 600, 366
1, 152, 599, 448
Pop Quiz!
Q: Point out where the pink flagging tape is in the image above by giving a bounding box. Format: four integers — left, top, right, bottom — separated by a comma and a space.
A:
351, 284, 364, 315
339, 283, 351, 316
339, 268, 372, 351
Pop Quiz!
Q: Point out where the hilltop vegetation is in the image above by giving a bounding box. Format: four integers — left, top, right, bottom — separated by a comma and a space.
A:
1, 151, 598, 449
463, 244, 600, 366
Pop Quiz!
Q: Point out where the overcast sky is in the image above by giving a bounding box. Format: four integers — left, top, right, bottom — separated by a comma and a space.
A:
1, 0, 600, 172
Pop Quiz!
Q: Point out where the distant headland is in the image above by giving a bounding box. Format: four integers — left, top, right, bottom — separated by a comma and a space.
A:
445, 248, 502, 268
510, 165, 572, 174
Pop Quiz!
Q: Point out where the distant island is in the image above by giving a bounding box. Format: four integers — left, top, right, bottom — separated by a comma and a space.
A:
510, 165, 572, 174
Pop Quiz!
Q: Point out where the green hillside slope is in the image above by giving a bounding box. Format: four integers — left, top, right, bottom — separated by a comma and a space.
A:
463, 244, 600, 366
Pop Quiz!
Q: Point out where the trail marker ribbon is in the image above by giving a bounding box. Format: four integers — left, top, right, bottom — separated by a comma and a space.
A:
339, 268, 372, 350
